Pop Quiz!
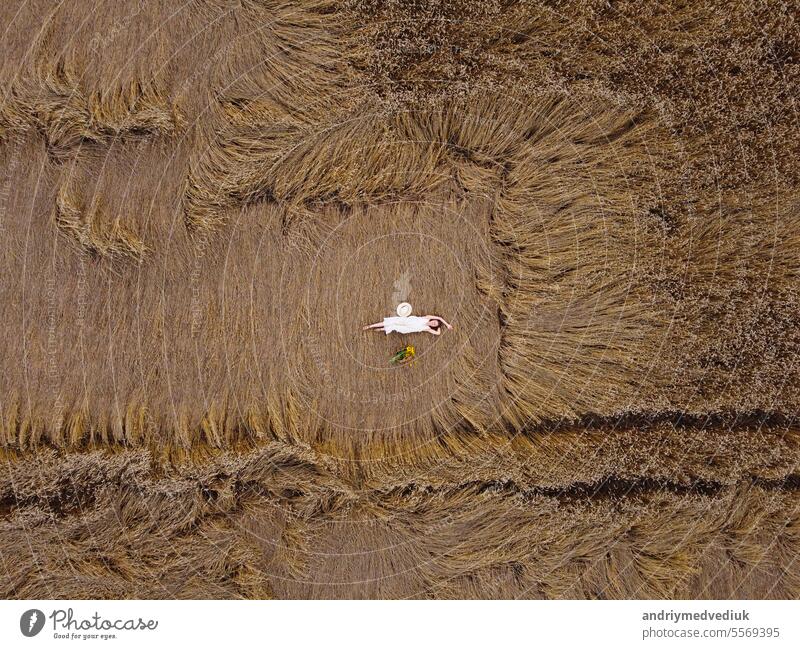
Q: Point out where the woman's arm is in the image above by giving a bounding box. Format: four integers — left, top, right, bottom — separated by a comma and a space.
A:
431, 315, 453, 329
426, 326, 441, 335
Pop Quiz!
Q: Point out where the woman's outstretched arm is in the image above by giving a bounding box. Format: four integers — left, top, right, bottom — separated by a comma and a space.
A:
427, 315, 453, 329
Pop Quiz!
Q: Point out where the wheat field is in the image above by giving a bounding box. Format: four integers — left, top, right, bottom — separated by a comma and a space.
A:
0, 0, 798, 598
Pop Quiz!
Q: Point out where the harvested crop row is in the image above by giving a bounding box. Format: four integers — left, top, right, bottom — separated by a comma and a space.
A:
1, 445, 798, 599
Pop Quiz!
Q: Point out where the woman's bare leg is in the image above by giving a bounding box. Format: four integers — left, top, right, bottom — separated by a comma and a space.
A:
363, 322, 385, 331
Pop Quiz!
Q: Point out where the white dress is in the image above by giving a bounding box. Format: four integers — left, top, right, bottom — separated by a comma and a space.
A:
382, 315, 430, 334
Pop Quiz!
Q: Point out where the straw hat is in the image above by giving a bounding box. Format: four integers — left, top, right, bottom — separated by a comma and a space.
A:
396, 302, 412, 317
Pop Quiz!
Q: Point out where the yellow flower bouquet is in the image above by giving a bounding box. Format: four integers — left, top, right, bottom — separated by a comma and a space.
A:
390, 344, 415, 365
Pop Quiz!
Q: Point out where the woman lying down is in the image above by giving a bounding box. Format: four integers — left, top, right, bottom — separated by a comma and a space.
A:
363, 303, 453, 336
